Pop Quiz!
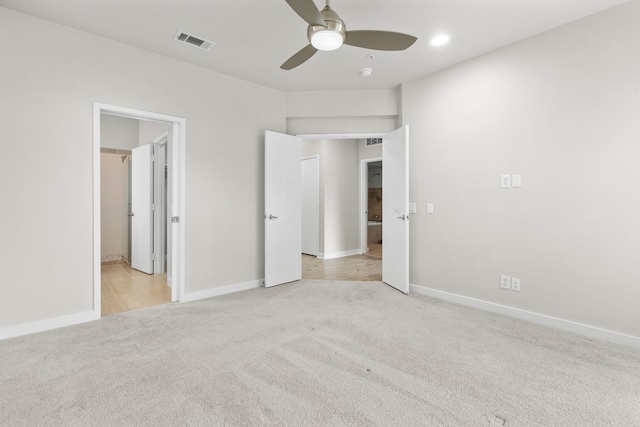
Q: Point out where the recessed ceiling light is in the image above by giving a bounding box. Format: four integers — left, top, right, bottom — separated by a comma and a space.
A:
429, 34, 451, 46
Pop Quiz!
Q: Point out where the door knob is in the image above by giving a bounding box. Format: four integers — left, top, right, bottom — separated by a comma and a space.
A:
268, 214, 278, 219
397, 214, 406, 220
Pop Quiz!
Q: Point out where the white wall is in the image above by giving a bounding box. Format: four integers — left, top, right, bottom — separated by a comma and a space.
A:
139, 120, 170, 146
0, 7, 285, 329
302, 140, 325, 253
402, 0, 640, 337
286, 89, 400, 135
100, 153, 127, 262
323, 140, 360, 256
101, 115, 139, 150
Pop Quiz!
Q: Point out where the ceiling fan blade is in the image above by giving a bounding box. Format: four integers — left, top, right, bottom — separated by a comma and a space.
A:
285, 0, 327, 27
344, 30, 417, 51
281, 44, 318, 70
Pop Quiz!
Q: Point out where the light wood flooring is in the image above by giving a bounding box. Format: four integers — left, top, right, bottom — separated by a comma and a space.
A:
102, 244, 381, 315
101, 260, 171, 316
302, 243, 382, 281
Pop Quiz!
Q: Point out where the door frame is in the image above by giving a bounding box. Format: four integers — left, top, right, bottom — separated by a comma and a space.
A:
152, 133, 168, 275
93, 103, 186, 313
360, 156, 382, 255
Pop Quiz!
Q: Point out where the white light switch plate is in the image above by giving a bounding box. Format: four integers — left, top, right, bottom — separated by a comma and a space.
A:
426, 203, 434, 214
408, 202, 417, 214
512, 174, 522, 187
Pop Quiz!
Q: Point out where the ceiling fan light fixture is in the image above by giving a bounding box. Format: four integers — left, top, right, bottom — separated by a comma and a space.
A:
310, 30, 344, 51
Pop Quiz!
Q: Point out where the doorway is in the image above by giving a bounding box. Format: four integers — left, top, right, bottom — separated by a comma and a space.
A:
266, 129, 409, 290
100, 129, 170, 315
300, 150, 383, 282
93, 103, 186, 317
362, 159, 383, 259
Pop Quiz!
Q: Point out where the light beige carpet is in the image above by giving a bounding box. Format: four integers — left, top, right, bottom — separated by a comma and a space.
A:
1, 280, 639, 426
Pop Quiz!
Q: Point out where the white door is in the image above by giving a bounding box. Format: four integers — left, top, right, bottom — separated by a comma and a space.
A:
382, 126, 410, 293
301, 157, 319, 256
265, 131, 302, 287
131, 143, 154, 274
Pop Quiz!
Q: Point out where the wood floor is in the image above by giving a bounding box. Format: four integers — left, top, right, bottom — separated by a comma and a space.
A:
101, 260, 171, 316
102, 244, 381, 315
302, 243, 382, 281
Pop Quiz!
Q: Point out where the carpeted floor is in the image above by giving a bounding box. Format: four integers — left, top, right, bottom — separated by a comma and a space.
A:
1, 280, 639, 426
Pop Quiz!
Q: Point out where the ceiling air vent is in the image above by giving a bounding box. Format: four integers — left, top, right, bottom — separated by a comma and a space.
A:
366, 138, 383, 147
174, 31, 215, 51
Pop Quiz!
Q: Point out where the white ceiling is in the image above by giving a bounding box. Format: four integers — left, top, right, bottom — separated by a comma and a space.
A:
0, 0, 628, 92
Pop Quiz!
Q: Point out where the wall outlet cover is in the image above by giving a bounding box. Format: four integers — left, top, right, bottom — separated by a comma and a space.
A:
500, 275, 511, 289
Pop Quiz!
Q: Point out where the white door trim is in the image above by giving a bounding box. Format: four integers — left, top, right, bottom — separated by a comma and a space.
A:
153, 133, 168, 275
93, 103, 186, 313
360, 157, 382, 255
297, 132, 386, 140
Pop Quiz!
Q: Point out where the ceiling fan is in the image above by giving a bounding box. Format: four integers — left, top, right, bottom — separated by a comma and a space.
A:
281, 0, 417, 70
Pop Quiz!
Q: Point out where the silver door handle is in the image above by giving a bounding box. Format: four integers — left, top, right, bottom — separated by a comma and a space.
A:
268, 214, 278, 219
397, 215, 406, 220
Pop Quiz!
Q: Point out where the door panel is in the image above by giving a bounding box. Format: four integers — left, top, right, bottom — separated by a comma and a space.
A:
301, 157, 319, 256
265, 131, 302, 287
131, 143, 153, 274
382, 126, 410, 293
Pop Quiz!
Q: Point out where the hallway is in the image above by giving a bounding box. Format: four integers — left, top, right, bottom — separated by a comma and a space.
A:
302, 243, 382, 281
101, 260, 171, 315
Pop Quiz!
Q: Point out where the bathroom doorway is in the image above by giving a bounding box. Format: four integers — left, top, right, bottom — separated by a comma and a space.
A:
364, 160, 383, 259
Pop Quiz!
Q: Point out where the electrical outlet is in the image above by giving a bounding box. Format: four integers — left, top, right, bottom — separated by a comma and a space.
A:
501, 175, 511, 188
500, 275, 511, 289
511, 278, 521, 292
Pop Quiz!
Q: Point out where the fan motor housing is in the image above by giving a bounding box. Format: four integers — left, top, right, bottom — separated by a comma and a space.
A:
307, 6, 346, 43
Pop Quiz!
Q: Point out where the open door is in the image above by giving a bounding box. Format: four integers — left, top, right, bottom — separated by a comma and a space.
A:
265, 131, 302, 287
382, 126, 410, 294
131, 143, 153, 274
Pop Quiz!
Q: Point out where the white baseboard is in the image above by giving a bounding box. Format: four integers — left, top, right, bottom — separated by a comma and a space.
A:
319, 249, 361, 260
0, 279, 263, 341
410, 284, 640, 349
0, 311, 100, 341
181, 279, 263, 303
